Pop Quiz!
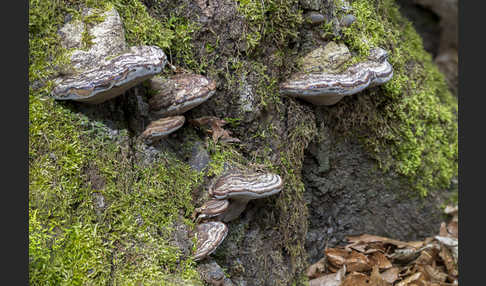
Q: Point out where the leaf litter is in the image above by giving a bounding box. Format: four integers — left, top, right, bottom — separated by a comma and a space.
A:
306, 205, 458, 285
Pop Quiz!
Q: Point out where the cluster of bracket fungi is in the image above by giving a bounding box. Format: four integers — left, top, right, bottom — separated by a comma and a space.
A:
50, 5, 395, 268
192, 171, 284, 261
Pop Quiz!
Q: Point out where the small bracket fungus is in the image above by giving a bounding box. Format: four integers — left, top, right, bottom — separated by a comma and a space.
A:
209, 171, 284, 222
52, 46, 167, 104
194, 221, 228, 261
149, 73, 217, 118
140, 115, 185, 143
195, 199, 230, 223
279, 47, 393, 106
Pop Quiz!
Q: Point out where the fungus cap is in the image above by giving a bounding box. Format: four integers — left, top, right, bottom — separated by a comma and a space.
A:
194, 221, 228, 261
149, 73, 216, 117
52, 46, 167, 104
195, 199, 230, 223
209, 171, 283, 200
141, 115, 185, 142
279, 47, 393, 106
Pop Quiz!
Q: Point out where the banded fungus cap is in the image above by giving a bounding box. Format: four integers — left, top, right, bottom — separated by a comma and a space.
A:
279, 47, 393, 106
208, 171, 283, 222
149, 73, 217, 118
141, 115, 185, 143
194, 221, 228, 261
195, 199, 230, 223
52, 45, 167, 104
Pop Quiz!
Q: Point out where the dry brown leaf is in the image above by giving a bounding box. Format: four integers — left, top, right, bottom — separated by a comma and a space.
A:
396, 272, 422, 286
306, 258, 327, 279
309, 265, 346, 286
438, 245, 458, 277
446, 221, 458, 239
369, 265, 391, 286
347, 234, 422, 249
341, 272, 369, 286
380, 267, 400, 284
439, 222, 449, 237
190, 116, 240, 144
414, 249, 436, 265
325, 248, 348, 269
424, 264, 448, 283
369, 251, 392, 269
347, 251, 371, 272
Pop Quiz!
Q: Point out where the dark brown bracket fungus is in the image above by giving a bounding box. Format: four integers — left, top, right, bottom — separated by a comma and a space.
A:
149, 73, 217, 118
52, 46, 167, 104
140, 115, 185, 143
209, 171, 284, 222
195, 199, 230, 223
194, 221, 228, 262
279, 47, 393, 106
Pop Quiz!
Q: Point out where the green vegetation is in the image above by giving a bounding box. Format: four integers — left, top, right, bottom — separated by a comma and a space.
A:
29, 0, 204, 284
235, 0, 303, 54
322, 0, 458, 196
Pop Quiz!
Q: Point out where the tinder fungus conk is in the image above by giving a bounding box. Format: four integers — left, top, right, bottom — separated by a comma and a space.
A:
194, 221, 228, 261
209, 171, 283, 222
52, 46, 167, 104
149, 73, 216, 117
140, 115, 185, 143
280, 47, 393, 106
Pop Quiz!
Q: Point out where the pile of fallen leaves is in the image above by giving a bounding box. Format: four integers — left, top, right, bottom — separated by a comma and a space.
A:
306, 205, 458, 286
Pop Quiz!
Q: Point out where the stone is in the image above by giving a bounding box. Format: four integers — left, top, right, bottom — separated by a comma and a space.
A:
341, 14, 356, 27
306, 12, 325, 25
188, 141, 211, 172
58, 7, 127, 72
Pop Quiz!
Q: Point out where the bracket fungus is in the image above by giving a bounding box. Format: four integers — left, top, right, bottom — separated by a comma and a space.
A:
195, 199, 230, 223
149, 73, 217, 118
194, 221, 228, 261
140, 115, 185, 143
279, 47, 393, 106
52, 46, 167, 104
209, 171, 284, 222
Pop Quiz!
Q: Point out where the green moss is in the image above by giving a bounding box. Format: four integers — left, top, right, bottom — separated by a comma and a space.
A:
235, 0, 303, 55
29, 0, 204, 284
324, 0, 458, 196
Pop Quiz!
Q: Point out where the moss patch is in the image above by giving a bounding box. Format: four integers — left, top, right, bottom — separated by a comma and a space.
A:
29, 0, 204, 284
322, 0, 458, 196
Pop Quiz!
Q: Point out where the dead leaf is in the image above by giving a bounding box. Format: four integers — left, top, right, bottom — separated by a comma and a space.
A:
396, 272, 422, 286
446, 221, 458, 239
439, 222, 449, 237
438, 245, 458, 277
444, 205, 458, 215
414, 249, 436, 265
341, 272, 369, 286
424, 264, 448, 283
309, 265, 346, 286
347, 234, 422, 249
306, 258, 327, 279
369, 251, 392, 270
380, 267, 400, 284
325, 248, 348, 269
190, 116, 240, 144
369, 265, 392, 286
347, 251, 371, 272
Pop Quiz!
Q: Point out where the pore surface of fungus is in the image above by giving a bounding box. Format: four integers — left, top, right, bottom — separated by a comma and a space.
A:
209, 171, 283, 222
52, 45, 167, 104
280, 47, 393, 105
140, 115, 185, 143
194, 221, 228, 261
149, 73, 217, 118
